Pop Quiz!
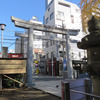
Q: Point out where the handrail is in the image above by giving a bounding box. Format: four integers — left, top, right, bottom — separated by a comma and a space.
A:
3, 75, 24, 86
61, 80, 100, 100
70, 89, 100, 99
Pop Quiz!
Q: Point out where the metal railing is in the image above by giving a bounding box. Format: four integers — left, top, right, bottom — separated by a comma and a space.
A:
62, 79, 100, 100
70, 89, 100, 99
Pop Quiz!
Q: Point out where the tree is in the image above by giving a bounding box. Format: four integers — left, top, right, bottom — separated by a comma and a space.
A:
79, 0, 100, 33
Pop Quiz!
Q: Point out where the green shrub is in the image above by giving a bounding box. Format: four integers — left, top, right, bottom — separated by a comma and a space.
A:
2, 74, 22, 88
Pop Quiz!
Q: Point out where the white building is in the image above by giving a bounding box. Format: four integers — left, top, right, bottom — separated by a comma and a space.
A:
23, 16, 44, 60
44, 0, 85, 60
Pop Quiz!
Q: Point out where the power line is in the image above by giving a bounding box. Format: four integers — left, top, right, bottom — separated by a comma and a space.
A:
0, 42, 15, 44
8, 42, 15, 48
4, 30, 25, 33
3, 39, 16, 40
0, 35, 16, 38
4, 30, 15, 32
0, 35, 17, 38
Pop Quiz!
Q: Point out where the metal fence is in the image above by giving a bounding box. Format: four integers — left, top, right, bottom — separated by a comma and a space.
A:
62, 79, 100, 100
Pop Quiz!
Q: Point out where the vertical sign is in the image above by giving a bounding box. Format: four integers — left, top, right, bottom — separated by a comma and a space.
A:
63, 58, 67, 71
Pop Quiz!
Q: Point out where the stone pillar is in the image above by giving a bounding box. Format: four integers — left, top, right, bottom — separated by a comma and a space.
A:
91, 76, 100, 100
26, 28, 34, 87
56, 41, 59, 61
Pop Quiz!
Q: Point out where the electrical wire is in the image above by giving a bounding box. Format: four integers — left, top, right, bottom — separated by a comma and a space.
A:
0, 35, 17, 38
3, 39, 16, 40
8, 42, 15, 48
4, 30, 15, 32
4, 30, 25, 33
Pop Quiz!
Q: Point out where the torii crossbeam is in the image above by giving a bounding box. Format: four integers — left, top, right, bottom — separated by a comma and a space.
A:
15, 32, 66, 41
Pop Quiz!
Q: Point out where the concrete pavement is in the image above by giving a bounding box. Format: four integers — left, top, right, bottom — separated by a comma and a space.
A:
32, 75, 63, 97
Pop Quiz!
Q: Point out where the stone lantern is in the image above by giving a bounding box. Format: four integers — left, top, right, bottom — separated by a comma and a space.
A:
77, 16, 100, 100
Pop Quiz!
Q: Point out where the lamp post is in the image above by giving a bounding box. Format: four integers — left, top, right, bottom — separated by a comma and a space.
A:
0, 24, 6, 57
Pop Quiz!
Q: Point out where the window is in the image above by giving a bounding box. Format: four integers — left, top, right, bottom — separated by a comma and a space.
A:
50, 12, 54, 20
51, 51, 55, 58
50, 40, 53, 46
71, 15, 74, 23
52, 40, 55, 45
46, 17, 49, 24
57, 11, 64, 20
46, 41, 49, 47
76, 9, 80, 13
45, 32, 49, 36
50, 40, 55, 46
47, 53, 49, 59
35, 39, 41, 41
58, 11, 64, 16
57, 25, 62, 28
48, 7, 50, 12
79, 52, 81, 58
58, 2, 70, 7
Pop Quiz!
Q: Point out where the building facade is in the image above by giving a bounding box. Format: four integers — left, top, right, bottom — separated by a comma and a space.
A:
44, 0, 85, 60
15, 38, 24, 53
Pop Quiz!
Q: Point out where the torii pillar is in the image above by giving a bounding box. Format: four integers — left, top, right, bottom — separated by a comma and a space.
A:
26, 28, 34, 86
11, 17, 35, 87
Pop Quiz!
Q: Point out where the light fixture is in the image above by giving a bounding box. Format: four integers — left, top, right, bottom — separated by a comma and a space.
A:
0, 24, 6, 30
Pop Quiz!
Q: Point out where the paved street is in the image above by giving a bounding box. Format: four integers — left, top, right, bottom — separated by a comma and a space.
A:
32, 75, 63, 97
32, 75, 89, 100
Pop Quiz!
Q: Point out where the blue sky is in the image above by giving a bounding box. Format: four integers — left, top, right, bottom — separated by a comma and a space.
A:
0, 0, 80, 52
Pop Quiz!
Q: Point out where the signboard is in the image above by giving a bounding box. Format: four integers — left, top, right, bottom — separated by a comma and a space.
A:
63, 58, 67, 71
8, 53, 23, 58
0, 58, 26, 74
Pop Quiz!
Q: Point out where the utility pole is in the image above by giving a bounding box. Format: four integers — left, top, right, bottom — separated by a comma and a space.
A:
52, 57, 54, 77
56, 41, 59, 61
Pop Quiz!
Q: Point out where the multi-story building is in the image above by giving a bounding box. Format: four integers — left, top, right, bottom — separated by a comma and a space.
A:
44, 0, 85, 60
15, 38, 24, 53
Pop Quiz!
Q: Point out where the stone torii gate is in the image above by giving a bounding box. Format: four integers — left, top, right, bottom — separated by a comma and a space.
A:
11, 16, 79, 87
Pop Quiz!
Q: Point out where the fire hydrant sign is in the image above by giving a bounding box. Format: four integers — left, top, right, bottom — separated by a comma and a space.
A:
0, 58, 26, 74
